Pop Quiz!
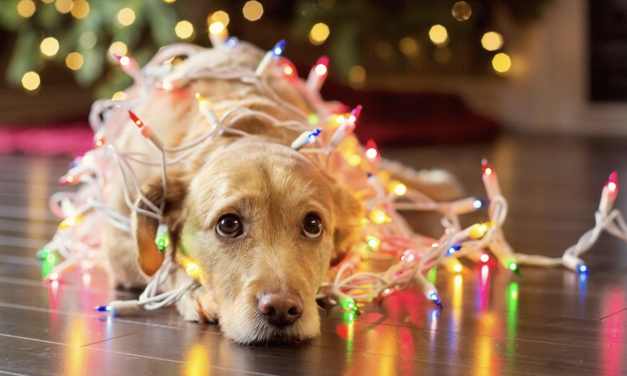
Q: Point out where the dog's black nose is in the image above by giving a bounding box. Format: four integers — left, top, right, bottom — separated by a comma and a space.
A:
258, 291, 303, 327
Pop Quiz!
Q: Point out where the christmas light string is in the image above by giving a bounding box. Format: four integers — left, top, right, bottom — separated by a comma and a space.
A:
39, 37, 625, 317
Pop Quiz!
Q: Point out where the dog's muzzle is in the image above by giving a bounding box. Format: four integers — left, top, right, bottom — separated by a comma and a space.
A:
258, 291, 303, 327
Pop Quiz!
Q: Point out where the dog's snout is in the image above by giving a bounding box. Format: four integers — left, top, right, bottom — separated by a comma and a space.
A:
258, 291, 303, 327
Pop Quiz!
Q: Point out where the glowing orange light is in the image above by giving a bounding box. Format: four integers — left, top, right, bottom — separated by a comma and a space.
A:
370, 210, 391, 224
453, 264, 463, 273
394, 183, 407, 196
185, 262, 199, 278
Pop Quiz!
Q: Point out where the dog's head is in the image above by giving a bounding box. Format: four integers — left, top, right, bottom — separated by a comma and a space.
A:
133, 137, 362, 344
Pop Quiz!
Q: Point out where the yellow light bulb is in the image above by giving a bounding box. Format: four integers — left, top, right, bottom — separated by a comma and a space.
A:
175, 21, 194, 40
453, 264, 463, 272
185, 262, 199, 278
195, 93, 213, 107
370, 210, 391, 224
58, 215, 84, 230
394, 183, 407, 196
347, 154, 362, 166
335, 115, 345, 124
209, 21, 225, 34
112, 91, 127, 101
21, 71, 40, 91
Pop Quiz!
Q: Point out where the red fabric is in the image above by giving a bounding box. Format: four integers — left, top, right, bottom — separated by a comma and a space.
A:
0, 123, 93, 156
319, 83, 500, 147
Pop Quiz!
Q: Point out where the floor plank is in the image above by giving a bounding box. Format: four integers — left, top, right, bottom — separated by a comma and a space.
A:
2, 133, 627, 375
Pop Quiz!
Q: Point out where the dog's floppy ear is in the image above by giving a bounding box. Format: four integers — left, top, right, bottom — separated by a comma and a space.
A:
132, 170, 191, 277
330, 182, 363, 266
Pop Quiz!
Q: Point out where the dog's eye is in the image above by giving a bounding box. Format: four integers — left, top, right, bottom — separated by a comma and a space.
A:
216, 214, 243, 238
302, 213, 323, 239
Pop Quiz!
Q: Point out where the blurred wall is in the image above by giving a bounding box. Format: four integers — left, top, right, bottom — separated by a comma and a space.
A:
473, 0, 627, 136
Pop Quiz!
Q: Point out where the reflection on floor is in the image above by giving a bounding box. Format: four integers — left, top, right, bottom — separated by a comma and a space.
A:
1, 133, 627, 375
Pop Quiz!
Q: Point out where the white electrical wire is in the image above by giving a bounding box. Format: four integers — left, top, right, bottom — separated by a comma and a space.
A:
43, 38, 625, 315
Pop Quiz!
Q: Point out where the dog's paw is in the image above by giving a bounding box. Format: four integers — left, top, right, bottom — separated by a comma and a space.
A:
177, 287, 218, 323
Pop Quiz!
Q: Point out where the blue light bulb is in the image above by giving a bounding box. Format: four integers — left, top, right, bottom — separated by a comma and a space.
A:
577, 263, 588, 274
95, 305, 112, 312
273, 40, 286, 56
225, 37, 239, 49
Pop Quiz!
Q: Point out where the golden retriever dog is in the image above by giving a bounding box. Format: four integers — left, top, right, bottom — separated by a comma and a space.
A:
102, 42, 461, 344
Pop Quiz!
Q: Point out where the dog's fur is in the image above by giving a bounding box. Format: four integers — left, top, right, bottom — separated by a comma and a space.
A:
103, 44, 462, 344
103, 45, 365, 344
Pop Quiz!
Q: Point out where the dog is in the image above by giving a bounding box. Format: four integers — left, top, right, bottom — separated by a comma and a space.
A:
102, 42, 462, 344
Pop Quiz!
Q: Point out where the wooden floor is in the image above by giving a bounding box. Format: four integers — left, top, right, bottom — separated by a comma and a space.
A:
1, 133, 627, 375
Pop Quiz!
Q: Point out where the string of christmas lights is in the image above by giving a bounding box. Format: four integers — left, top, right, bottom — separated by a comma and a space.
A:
40, 36, 624, 317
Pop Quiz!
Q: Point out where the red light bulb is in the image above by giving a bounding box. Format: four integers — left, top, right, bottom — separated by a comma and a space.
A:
482, 159, 493, 175
365, 140, 378, 159
128, 111, 144, 128
314, 56, 329, 75
608, 171, 618, 192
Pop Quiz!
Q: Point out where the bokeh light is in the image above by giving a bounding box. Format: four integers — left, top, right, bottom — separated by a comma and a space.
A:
482, 32, 503, 51
309, 23, 330, 45
452, 1, 472, 21
349, 66, 366, 88
55, 0, 72, 14
429, 25, 448, 46
175, 20, 194, 39
209, 11, 230, 27
17, 0, 36, 18
66, 52, 84, 70
209, 22, 225, 34
109, 41, 128, 58
117, 8, 136, 26
399, 37, 419, 56
21, 71, 40, 91
492, 53, 511, 75
79, 31, 97, 49
40, 37, 59, 57
243, 1, 263, 21
70, 0, 89, 19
